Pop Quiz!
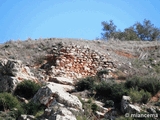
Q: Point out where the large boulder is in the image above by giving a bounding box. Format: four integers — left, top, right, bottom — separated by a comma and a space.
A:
121, 96, 131, 113
0, 58, 21, 76
0, 58, 37, 92
32, 82, 82, 110
0, 76, 18, 92
121, 96, 141, 114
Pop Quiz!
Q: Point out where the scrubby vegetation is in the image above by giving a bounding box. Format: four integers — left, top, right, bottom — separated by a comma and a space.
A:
75, 76, 96, 92
75, 73, 160, 118
0, 92, 23, 119
0, 92, 21, 111
128, 89, 151, 104
14, 80, 41, 99
0, 80, 45, 119
22, 101, 44, 117
125, 76, 160, 95
95, 81, 127, 103
76, 97, 100, 120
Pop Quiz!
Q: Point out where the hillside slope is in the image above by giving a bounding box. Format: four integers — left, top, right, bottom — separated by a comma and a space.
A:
0, 38, 160, 120
1, 38, 160, 78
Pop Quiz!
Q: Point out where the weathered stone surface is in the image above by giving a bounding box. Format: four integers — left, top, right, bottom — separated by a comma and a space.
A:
55, 107, 76, 120
128, 104, 141, 113
0, 58, 37, 92
71, 90, 90, 98
121, 95, 131, 113
32, 82, 82, 110
121, 96, 141, 114
141, 104, 160, 115
43, 105, 77, 120
0, 58, 21, 76
18, 114, 35, 120
48, 77, 74, 85
17, 95, 29, 104
104, 108, 118, 120
96, 111, 105, 119
0, 76, 18, 92
32, 82, 81, 119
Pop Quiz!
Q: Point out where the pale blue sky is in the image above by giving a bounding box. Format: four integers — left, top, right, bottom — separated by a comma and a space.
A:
0, 0, 160, 43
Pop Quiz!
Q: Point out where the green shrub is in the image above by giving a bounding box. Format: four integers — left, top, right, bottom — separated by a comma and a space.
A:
139, 77, 160, 95
0, 92, 21, 111
95, 82, 127, 103
75, 97, 99, 120
104, 100, 114, 107
141, 91, 152, 104
75, 77, 96, 91
22, 101, 45, 116
0, 111, 17, 120
14, 80, 41, 99
111, 83, 127, 103
128, 89, 142, 103
128, 89, 151, 104
91, 103, 98, 113
125, 76, 160, 95
76, 115, 87, 120
35, 110, 44, 118
0, 92, 23, 119
125, 76, 141, 89
95, 81, 112, 97
154, 65, 160, 73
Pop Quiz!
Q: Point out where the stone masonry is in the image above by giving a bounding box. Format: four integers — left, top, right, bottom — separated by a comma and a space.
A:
44, 42, 116, 79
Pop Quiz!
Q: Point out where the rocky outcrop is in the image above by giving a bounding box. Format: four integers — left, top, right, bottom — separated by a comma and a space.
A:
32, 82, 82, 119
0, 58, 37, 92
121, 96, 131, 113
0, 76, 18, 92
141, 104, 160, 116
32, 82, 82, 110
121, 96, 141, 114
44, 105, 77, 120
0, 59, 20, 76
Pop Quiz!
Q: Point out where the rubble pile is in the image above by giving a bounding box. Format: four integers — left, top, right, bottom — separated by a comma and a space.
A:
45, 42, 116, 79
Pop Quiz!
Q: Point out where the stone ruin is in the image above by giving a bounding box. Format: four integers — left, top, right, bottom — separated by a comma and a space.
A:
42, 42, 117, 79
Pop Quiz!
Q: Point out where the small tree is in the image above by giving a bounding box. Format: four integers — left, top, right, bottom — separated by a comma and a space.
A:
133, 19, 160, 41
101, 19, 160, 41
123, 27, 140, 40
101, 20, 117, 40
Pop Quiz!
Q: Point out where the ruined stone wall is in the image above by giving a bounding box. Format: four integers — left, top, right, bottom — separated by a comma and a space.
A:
45, 43, 116, 79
